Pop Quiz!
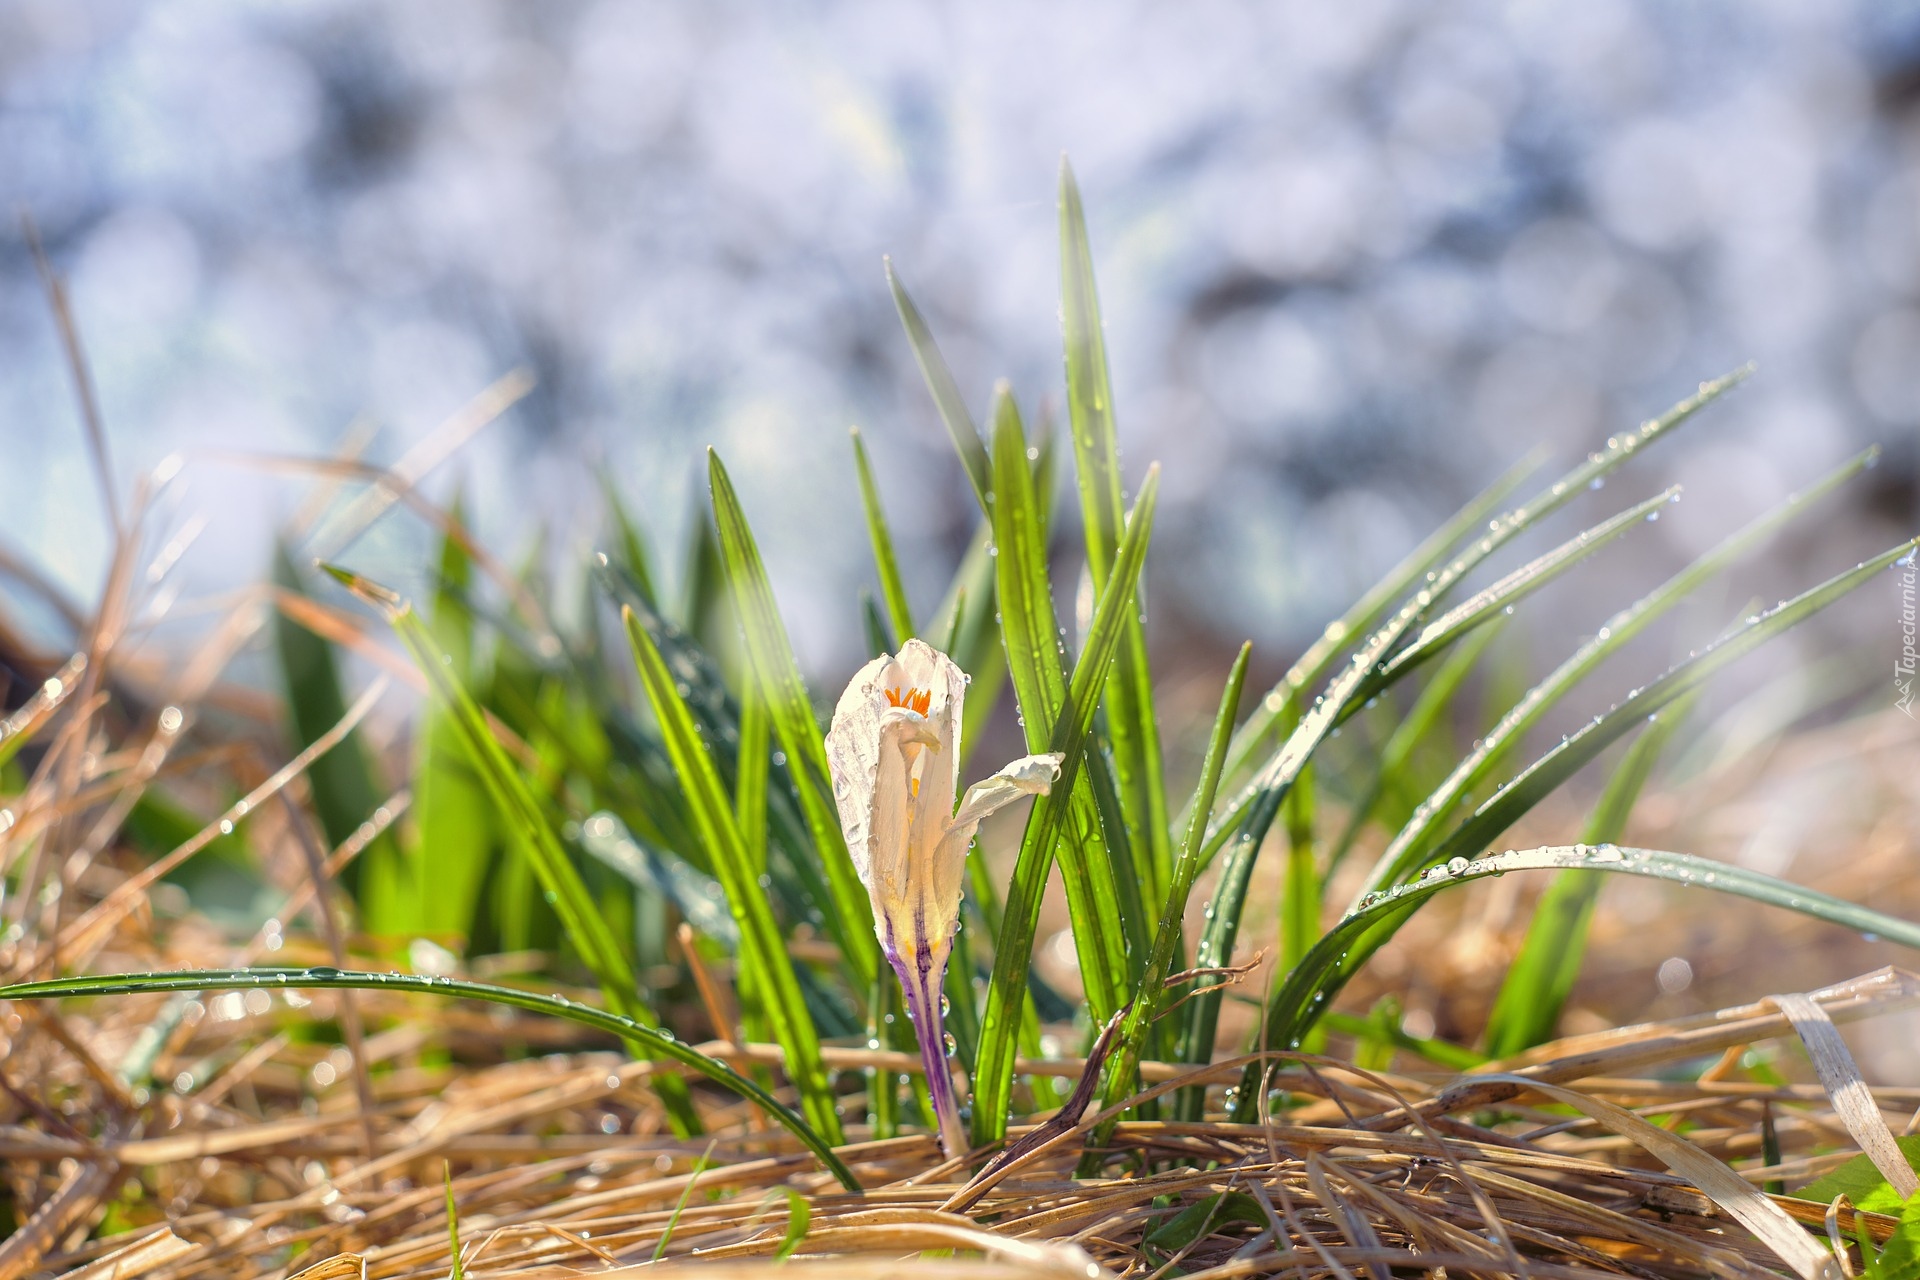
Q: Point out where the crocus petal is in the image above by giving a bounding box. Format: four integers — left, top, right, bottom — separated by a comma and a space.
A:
863, 707, 940, 915
949, 753, 1064, 834
825, 652, 900, 888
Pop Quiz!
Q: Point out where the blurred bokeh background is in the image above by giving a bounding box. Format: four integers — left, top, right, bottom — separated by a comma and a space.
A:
1, 0, 1916, 690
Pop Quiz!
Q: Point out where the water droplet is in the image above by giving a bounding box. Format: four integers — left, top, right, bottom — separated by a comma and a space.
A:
943, 1033, 958, 1058
939, 992, 952, 1017
1446, 857, 1469, 876
1589, 477, 1605, 490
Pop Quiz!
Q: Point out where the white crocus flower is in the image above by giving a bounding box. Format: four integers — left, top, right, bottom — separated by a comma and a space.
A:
826, 638, 1061, 1159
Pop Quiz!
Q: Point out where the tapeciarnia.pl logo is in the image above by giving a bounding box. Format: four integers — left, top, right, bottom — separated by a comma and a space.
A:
1899, 548, 1917, 717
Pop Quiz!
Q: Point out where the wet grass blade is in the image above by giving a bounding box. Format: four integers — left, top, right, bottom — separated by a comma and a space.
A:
887, 258, 990, 509
327, 567, 702, 1134
0, 968, 856, 1190
851, 426, 915, 642
1086, 641, 1248, 1162
971, 428, 1161, 1147
981, 390, 1140, 1016
1355, 449, 1885, 901
1424, 540, 1920, 888
624, 606, 844, 1144
1233, 839, 1920, 1120
1483, 687, 1700, 1057
1350, 485, 1680, 705
1326, 619, 1508, 873
1230, 535, 1920, 1099
1200, 452, 1540, 825
708, 451, 878, 991
1198, 373, 1751, 882
1059, 158, 1171, 901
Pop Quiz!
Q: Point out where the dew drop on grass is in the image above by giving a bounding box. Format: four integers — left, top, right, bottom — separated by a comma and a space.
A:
943, 1033, 958, 1058
1446, 857, 1469, 876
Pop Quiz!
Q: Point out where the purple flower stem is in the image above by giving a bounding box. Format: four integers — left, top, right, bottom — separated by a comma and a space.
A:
890, 947, 966, 1160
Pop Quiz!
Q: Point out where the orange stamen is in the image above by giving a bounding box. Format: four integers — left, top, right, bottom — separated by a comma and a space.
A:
885, 686, 931, 716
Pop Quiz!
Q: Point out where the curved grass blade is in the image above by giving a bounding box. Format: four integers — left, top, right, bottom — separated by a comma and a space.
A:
1060, 158, 1171, 901
1356, 455, 1892, 902
624, 606, 844, 1144
1349, 485, 1680, 707
1194, 451, 1537, 829
1428, 539, 1920, 883
886, 257, 990, 509
1483, 687, 1699, 1057
0, 968, 858, 1191
1206, 370, 1748, 857
1231, 840, 1920, 1119
971, 446, 1161, 1147
1085, 641, 1248, 1165
1326, 618, 1507, 874
1233, 536, 1920, 1104
708, 451, 878, 991
325, 566, 702, 1135
850, 426, 915, 642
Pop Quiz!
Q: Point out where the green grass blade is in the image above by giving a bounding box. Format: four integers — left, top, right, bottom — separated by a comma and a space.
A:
1355, 450, 1887, 901
938, 529, 1007, 771
329, 568, 702, 1133
1482, 687, 1700, 1057
886, 258, 991, 509
736, 678, 770, 872
412, 514, 496, 945
1280, 724, 1317, 974
1327, 618, 1507, 873
600, 476, 661, 611
1199, 452, 1540, 827
1087, 641, 1249, 1159
680, 507, 735, 666
623, 607, 844, 1144
1317, 1010, 1485, 1071
1351, 486, 1679, 704
761, 1187, 812, 1262
708, 451, 878, 991
0, 968, 855, 1189
1233, 839, 1920, 1121
1198, 372, 1751, 884
1059, 157, 1172, 905
850, 426, 915, 642
444, 1162, 465, 1280
972, 441, 1161, 1147
654, 1141, 720, 1260
272, 544, 395, 904
1228, 535, 1920, 1102
859, 590, 895, 660
1420, 539, 1920, 888
981, 389, 1138, 1013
